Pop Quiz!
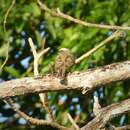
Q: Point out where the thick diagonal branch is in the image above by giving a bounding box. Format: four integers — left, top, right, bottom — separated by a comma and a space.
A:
81, 98, 130, 130
0, 61, 130, 99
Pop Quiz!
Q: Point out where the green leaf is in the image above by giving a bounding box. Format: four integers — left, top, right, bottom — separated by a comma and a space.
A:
0, 44, 9, 58
4, 66, 20, 78
23, 2, 41, 17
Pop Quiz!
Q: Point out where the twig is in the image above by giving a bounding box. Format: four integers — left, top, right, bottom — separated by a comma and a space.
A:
114, 125, 130, 130
93, 96, 101, 116
75, 30, 122, 63
5, 99, 69, 130
0, 0, 16, 71
28, 38, 50, 75
0, 42, 9, 72
67, 113, 80, 130
37, 0, 130, 31
39, 93, 54, 121
28, 37, 54, 121
3, 0, 16, 32
28, 38, 38, 75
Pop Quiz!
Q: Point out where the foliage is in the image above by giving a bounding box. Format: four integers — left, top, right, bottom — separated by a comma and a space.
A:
0, 0, 130, 129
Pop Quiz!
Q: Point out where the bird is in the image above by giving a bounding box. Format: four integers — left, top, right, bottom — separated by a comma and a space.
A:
54, 48, 75, 79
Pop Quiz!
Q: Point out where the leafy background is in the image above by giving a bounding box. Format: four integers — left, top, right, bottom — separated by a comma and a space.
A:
0, 0, 130, 129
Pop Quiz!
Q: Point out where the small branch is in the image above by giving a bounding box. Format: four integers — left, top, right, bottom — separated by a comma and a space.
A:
81, 99, 130, 130
1, 0, 16, 71
0, 42, 9, 72
4, 98, 69, 130
115, 125, 130, 130
28, 37, 50, 75
75, 30, 122, 64
3, 0, 16, 32
28, 37, 53, 121
37, 0, 130, 31
39, 93, 54, 121
67, 113, 80, 130
38, 47, 50, 58
93, 96, 101, 116
28, 38, 37, 57
28, 37, 39, 75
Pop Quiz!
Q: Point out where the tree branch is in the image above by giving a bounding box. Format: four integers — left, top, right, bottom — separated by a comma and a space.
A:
67, 113, 80, 130
115, 125, 130, 130
28, 37, 54, 122
0, 60, 130, 99
75, 30, 122, 64
81, 98, 130, 130
4, 98, 69, 130
37, 0, 130, 31
0, 0, 16, 71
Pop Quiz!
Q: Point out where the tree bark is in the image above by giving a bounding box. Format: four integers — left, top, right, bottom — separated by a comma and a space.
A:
0, 61, 130, 99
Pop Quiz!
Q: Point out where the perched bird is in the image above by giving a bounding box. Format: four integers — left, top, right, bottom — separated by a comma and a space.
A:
54, 48, 75, 78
